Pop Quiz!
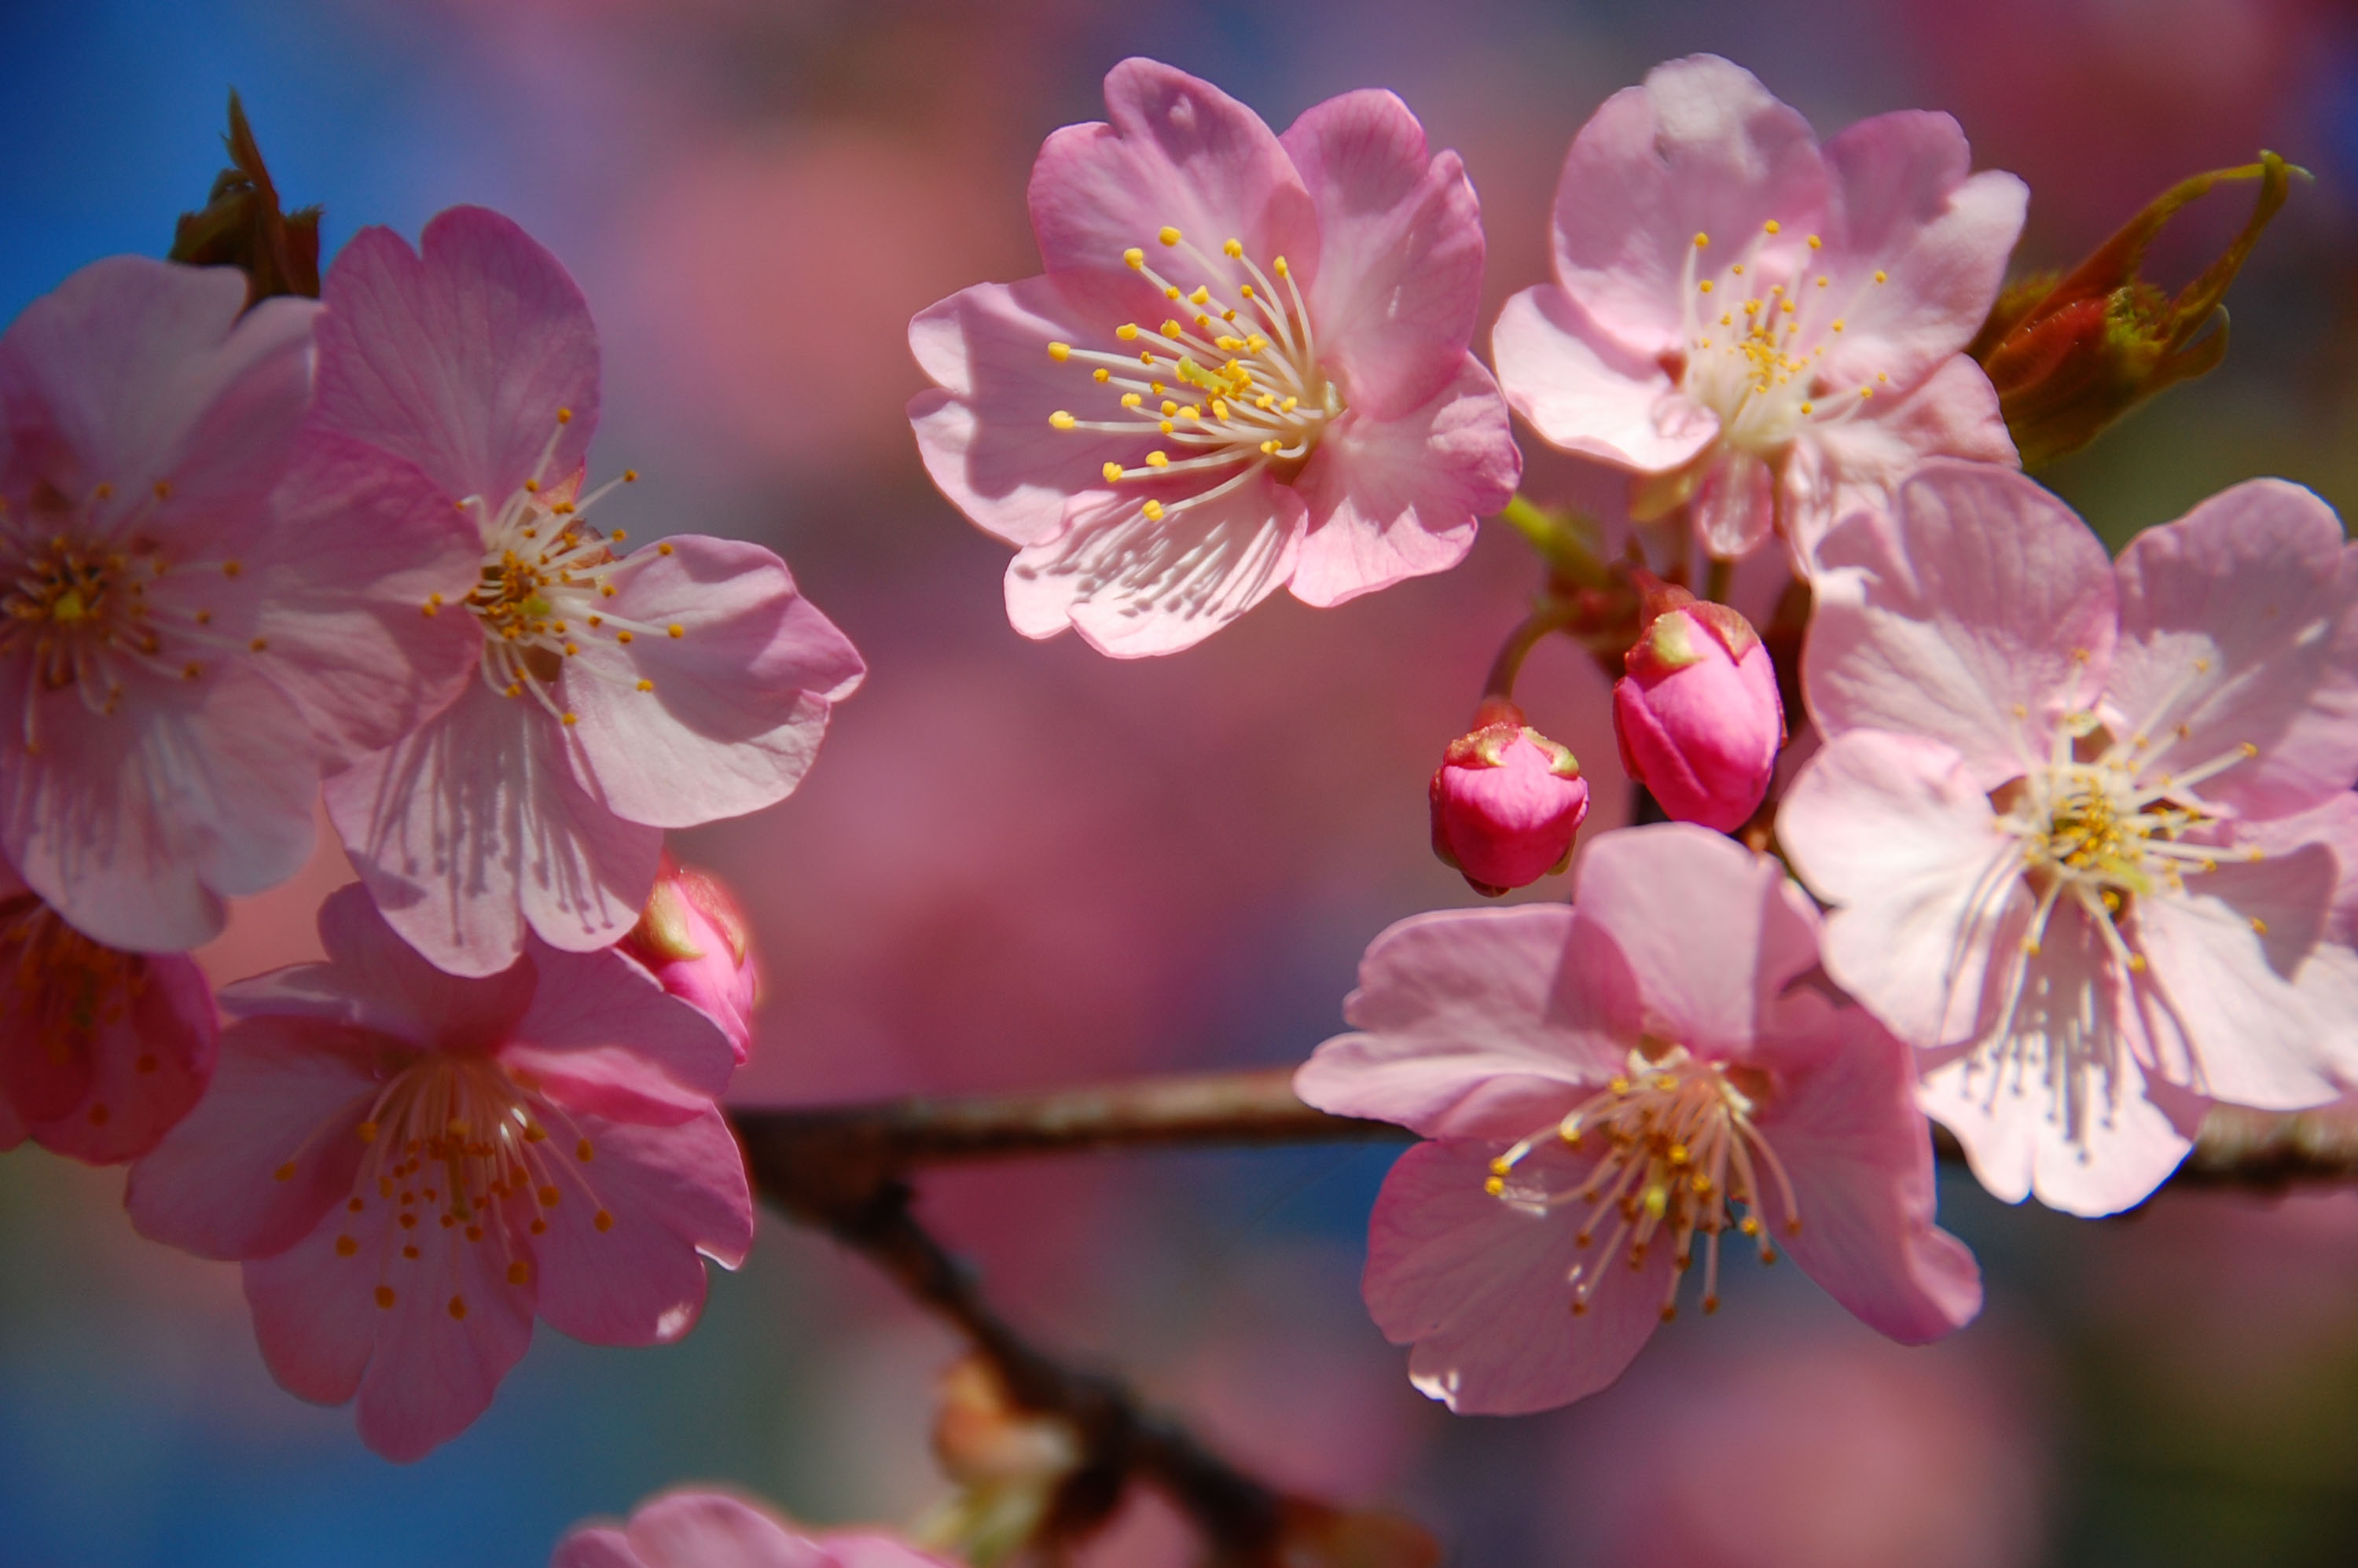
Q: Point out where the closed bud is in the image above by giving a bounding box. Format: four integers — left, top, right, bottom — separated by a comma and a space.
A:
1612, 575, 1783, 832
622, 860, 759, 1063
1429, 699, 1590, 896
1971, 151, 2296, 469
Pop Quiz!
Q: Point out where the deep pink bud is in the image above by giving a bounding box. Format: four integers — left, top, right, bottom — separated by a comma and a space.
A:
1429, 699, 1591, 896
622, 861, 760, 1063
1612, 576, 1784, 832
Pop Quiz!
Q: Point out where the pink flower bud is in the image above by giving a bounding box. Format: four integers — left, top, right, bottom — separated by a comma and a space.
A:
1612, 576, 1784, 832
622, 861, 760, 1063
1429, 700, 1591, 896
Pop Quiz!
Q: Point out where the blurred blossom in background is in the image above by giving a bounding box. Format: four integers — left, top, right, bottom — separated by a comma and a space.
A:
6, 1, 2358, 1563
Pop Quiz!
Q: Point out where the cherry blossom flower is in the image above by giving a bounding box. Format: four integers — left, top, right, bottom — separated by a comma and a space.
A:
1295, 824, 1978, 1414
0, 853, 216, 1163
620, 858, 760, 1063
908, 57, 1520, 656
1780, 461, 2358, 1216
553, 1489, 958, 1568
125, 883, 752, 1461
311, 206, 867, 976
1490, 54, 2025, 571
1428, 700, 1590, 895
0, 255, 480, 951
1612, 577, 1784, 832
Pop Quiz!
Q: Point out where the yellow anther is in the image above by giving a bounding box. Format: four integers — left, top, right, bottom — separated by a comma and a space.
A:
1807, 234, 1822, 249
376, 1287, 396, 1309
1160, 399, 1179, 415
1694, 232, 1710, 248
1189, 286, 1210, 305
1049, 411, 1076, 430
1159, 420, 1174, 434
1239, 283, 1255, 299
561, 712, 578, 725
1831, 318, 1846, 332
2239, 741, 2259, 758
1874, 270, 1888, 283
1123, 247, 1145, 268
1272, 255, 1289, 277
636, 679, 653, 692
1048, 341, 1071, 362
1103, 461, 1125, 483
1116, 323, 1140, 340
2127, 953, 2147, 972
623, 469, 639, 483
2252, 916, 2270, 935
1764, 219, 1781, 234
1223, 237, 1243, 258
1093, 367, 1111, 383
1141, 500, 1166, 522
1799, 402, 1813, 415
1699, 279, 1714, 294
1121, 392, 1143, 408
1210, 399, 1229, 420
1260, 439, 1280, 455
1281, 396, 1297, 412
1146, 451, 1170, 468
1158, 226, 1182, 246
1484, 1176, 1506, 1196
1160, 321, 1184, 340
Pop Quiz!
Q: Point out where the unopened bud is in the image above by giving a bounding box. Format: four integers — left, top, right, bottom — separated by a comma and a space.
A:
1972, 151, 2297, 469
622, 861, 758, 1063
1611, 576, 1783, 832
1429, 699, 1590, 896
914, 1356, 1082, 1565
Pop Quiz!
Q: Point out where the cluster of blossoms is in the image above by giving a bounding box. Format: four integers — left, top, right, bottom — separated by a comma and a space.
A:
7, 40, 2344, 1568
2, 204, 861, 1460
910, 53, 2356, 1421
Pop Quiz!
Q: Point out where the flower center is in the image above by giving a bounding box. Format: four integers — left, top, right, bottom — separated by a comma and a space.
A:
291, 1052, 616, 1318
1486, 1044, 1799, 1322
441, 411, 674, 727
0, 481, 248, 730
1042, 227, 1341, 528
1993, 700, 2263, 976
1673, 222, 1893, 455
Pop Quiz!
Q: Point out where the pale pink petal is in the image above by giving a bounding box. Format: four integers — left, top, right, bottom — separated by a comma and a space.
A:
1779, 730, 2029, 1049
314, 207, 598, 505
1692, 446, 1775, 560
1757, 1007, 1982, 1342
1548, 56, 1829, 359
2132, 849, 2351, 1110
17, 949, 216, 1165
241, 1189, 393, 1411
1816, 114, 2026, 394
1278, 89, 1482, 417
513, 944, 735, 1102
1364, 1140, 1670, 1414
622, 1492, 830, 1568
1489, 286, 1717, 472
1006, 476, 1306, 658
823, 1535, 963, 1568
126, 1013, 376, 1259
1569, 824, 1820, 1059
1919, 909, 2202, 1217
1786, 355, 2016, 568
552, 1528, 641, 1568
347, 1209, 537, 1462
1807, 461, 2116, 785
252, 431, 483, 767
326, 685, 663, 976
525, 1105, 751, 1347
1029, 59, 1318, 288
2, 664, 319, 951
906, 277, 1141, 548
1294, 904, 1640, 1140
1287, 358, 1515, 608
2106, 479, 2358, 820
564, 537, 864, 828
0, 257, 317, 527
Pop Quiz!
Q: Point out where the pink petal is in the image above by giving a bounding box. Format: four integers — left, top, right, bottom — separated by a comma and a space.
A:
1287, 358, 1515, 608
1807, 460, 2117, 786
1005, 474, 1306, 657
1919, 906, 2202, 1217
551, 1528, 643, 1568
2133, 850, 2352, 1111
252, 431, 483, 767
512, 944, 735, 1102
621, 1492, 831, 1568
564, 536, 864, 828
1779, 729, 2029, 1049
125, 1012, 376, 1260
1488, 286, 1717, 472
13, 947, 216, 1165
1277, 88, 1483, 418
0, 257, 318, 527
1756, 1007, 1982, 1342
1548, 56, 1829, 360
347, 1206, 537, 1461
1364, 1139, 1669, 1414
1029, 59, 1318, 288
823, 1535, 964, 1568
906, 277, 1140, 549
325, 684, 663, 976
2, 663, 320, 951
1816, 114, 2026, 395
525, 1105, 751, 1347
1294, 903, 1640, 1140
1691, 446, 1774, 560
314, 207, 598, 505
1787, 355, 2016, 568
1568, 824, 1820, 1059
241, 1195, 391, 1411
2106, 479, 2358, 821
